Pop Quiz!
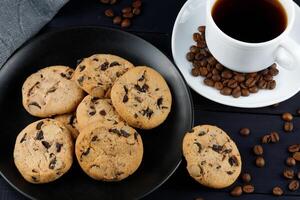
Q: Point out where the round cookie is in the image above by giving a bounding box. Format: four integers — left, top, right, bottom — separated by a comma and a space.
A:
110, 66, 172, 129
54, 113, 79, 140
13, 119, 73, 184
75, 123, 143, 181
182, 125, 242, 189
76, 95, 124, 130
22, 65, 85, 117
73, 54, 134, 98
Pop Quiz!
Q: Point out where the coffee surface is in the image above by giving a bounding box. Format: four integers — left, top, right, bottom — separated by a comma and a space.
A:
212, 0, 287, 43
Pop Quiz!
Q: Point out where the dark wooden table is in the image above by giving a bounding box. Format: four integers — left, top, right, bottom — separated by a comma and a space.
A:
2, 0, 300, 199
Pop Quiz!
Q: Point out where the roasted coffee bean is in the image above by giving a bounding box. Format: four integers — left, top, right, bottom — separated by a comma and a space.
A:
269, 65, 279, 76
283, 168, 294, 179
289, 144, 300, 153
206, 72, 212, 78
104, 9, 114, 17
230, 186, 243, 196
220, 87, 232, 96
241, 173, 251, 183
197, 41, 206, 48
195, 53, 203, 60
113, 16, 122, 24
186, 52, 195, 61
207, 57, 217, 66
212, 74, 221, 82
243, 184, 255, 193
232, 87, 241, 98
270, 131, 280, 143
249, 86, 258, 93
199, 67, 208, 76
257, 80, 267, 89
227, 79, 238, 89
193, 33, 202, 42
293, 152, 300, 161
255, 156, 265, 167
122, 6, 132, 14
239, 128, 250, 136
121, 19, 131, 28
190, 45, 199, 53
132, 8, 141, 15
263, 74, 273, 81
284, 122, 293, 132
123, 12, 134, 18
215, 63, 223, 71
282, 112, 293, 122
191, 67, 200, 76
234, 74, 245, 82
261, 134, 272, 144
297, 171, 300, 180
253, 145, 263, 155
241, 89, 250, 97
132, 0, 142, 8
204, 78, 214, 87
221, 70, 232, 79
212, 68, 219, 75
272, 186, 284, 196
214, 82, 223, 90
286, 157, 296, 166
198, 26, 205, 33
289, 180, 299, 191
267, 80, 276, 89
245, 77, 256, 87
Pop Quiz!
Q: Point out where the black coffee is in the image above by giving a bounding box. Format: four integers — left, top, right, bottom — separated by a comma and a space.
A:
212, 0, 287, 43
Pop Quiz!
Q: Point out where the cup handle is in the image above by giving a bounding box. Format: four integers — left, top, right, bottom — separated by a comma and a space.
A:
274, 37, 300, 70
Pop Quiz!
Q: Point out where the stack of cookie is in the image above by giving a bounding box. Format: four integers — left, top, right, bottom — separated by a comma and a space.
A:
14, 54, 172, 184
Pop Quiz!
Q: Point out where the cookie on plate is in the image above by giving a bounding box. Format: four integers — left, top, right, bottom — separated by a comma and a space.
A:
110, 66, 172, 129
182, 125, 242, 189
13, 119, 73, 184
54, 113, 79, 140
73, 54, 134, 98
22, 65, 85, 117
75, 123, 143, 181
76, 95, 124, 130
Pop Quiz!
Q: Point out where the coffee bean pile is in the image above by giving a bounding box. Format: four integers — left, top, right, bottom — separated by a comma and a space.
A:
230, 172, 255, 196
102, 0, 142, 28
186, 26, 279, 98
282, 112, 294, 132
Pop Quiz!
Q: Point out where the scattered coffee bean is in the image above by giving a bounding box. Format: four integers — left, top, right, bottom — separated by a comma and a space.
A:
121, 18, 131, 28
272, 186, 284, 196
132, 8, 141, 15
123, 12, 134, 18
284, 122, 293, 132
253, 145, 263, 156
132, 0, 142, 8
286, 157, 296, 166
255, 156, 265, 167
261, 134, 272, 144
297, 171, 300, 180
230, 186, 243, 196
122, 6, 132, 14
288, 144, 300, 153
282, 112, 293, 122
241, 173, 251, 183
220, 87, 232, 96
293, 152, 300, 161
289, 180, 299, 191
240, 128, 250, 136
113, 16, 122, 25
283, 168, 294, 179
242, 184, 255, 193
270, 131, 280, 143
104, 9, 114, 17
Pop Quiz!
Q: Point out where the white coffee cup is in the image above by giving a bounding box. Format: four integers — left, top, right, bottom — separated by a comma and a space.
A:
205, 0, 300, 73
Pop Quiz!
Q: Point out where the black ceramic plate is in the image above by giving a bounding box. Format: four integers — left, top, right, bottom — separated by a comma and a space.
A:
0, 27, 193, 200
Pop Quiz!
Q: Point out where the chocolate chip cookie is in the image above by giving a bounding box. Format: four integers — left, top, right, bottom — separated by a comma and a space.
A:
22, 66, 85, 117
182, 125, 242, 189
76, 95, 124, 130
54, 113, 79, 140
73, 54, 134, 98
13, 119, 73, 184
110, 66, 172, 129
75, 123, 143, 181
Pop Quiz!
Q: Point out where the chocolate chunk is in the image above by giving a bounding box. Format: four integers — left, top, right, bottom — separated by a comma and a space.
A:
91, 136, 98, 141
228, 156, 239, 166
77, 76, 84, 86
50, 153, 55, 158
93, 58, 99, 61
91, 97, 100, 103
161, 106, 168, 109
27, 81, 40, 96
79, 65, 86, 72
134, 113, 138, 118
134, 132, 138, 140
20, 133, 27, 143
60, 73, 71, 80
31, 176, 38, 182
109, 61, 120, 67
69, 114, 76, 128
138, 71, 146, 81
212, 144, 223, 153
109, 128, 121, 135
155, 88, 159, 91
46, 86, 57, 94
32, 169, 38, 173
157, 97, 163, 108
198, 131, 206, 136
120, 130, 130, 137
194, 142, 202, 153
134, 96, 142, 103
89, 111, 96, 116
141, 107, 154, 119
99, 110, 106, 116
82, 147, 90, 157
28, 102, 41, 109
227, 171, 234, 175
35, 130, 44, 140
42, 141, 51, 149
134, 84, 149, 93
123, 94, 129, 103
56, 143, 63, 153
100, 62, 109, 70
36, 121, 44, 130
223, 149, 232, 154
49, 158, 57, 169
124, 86, 128, 94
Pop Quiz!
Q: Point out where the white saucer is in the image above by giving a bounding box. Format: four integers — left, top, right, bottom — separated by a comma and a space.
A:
172, 0, 300, 108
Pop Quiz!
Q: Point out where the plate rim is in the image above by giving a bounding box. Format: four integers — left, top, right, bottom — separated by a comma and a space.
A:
0, 26, 195, 200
